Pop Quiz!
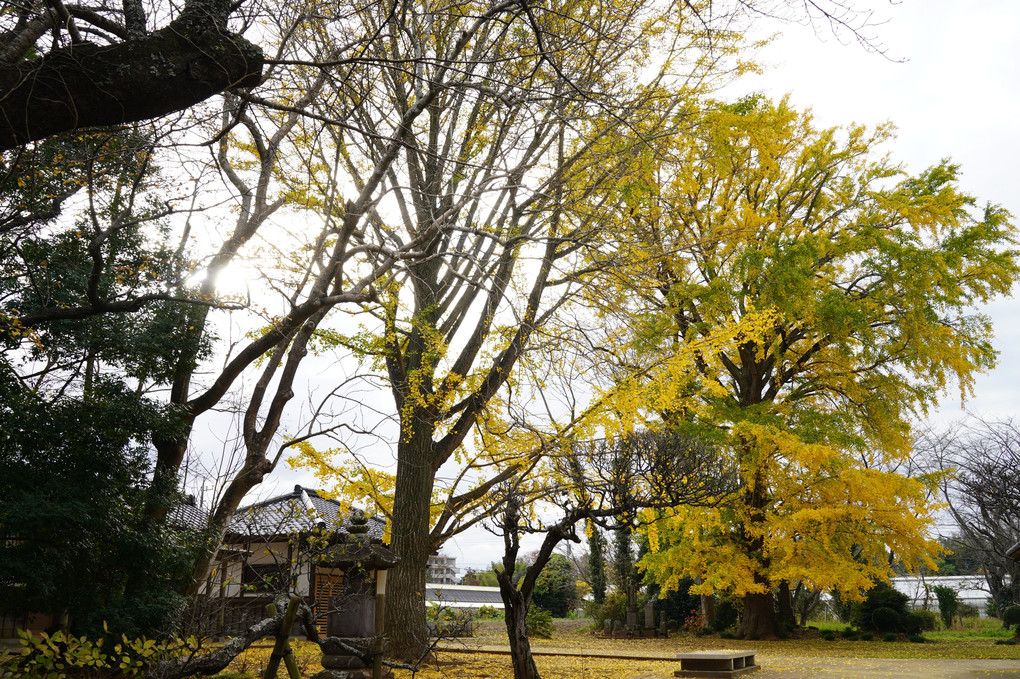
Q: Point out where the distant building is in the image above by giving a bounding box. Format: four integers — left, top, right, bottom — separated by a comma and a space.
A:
890, 575, 996, 617
426, 584, 503, 610
427, 554, 458, 585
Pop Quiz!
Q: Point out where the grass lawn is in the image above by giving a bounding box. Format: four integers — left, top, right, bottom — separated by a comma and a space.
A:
214, 617, 1020, 679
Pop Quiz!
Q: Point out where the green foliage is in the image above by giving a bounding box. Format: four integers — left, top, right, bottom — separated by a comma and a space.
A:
902, 613, 924, 635
1, 628, 201, 679
476, 605, 502, 620
934, 586, 960, 628
883, 633, 898, 642
531, 554, 578, 618
0, 371, 196, 639
525, 606, 554, 639
821, 631, 835, 641
852, 585, 912, 634
860, 633, 874, 641
957, 603, 979, 619
908, 634, 927, 643
912, 608, 941, 632
840, 627, 857, 639
870, 607, 901, 634
425, 605, 476, 638
711, 596, 740, 633
656, 578, 701, 628
585, 591, 629, 629
1002, 605, 1020, 630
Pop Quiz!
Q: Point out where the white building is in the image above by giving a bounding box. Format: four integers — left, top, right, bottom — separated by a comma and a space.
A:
889, 575, 994, 617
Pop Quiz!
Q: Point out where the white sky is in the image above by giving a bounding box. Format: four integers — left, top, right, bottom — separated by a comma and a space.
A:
245, 0, 1020, 575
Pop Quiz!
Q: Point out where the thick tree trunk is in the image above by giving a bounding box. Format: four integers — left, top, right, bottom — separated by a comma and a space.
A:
738, 590, 778, 641
384, 429, 437, 662
701, 593, 716, 629
497, 571, 540, 679
0, 15, 263, 149
776, 580, 795, 632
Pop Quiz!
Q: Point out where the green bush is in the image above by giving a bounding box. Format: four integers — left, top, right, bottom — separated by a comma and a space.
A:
840, 627, 857, 639
933, 586, 959, 628
883, 633, 898, 642
908, 634, 926, 643
995, 639, 1017, 646
911, 608, 940, 632
901, 613, 924, 635
476, 605, 502, 620
860, 633, 874, 641
711, 596, 740, 633
870, 606, 900, 633
821, 631, 835, 641
656, 579, 701, 628
526, 606, 554, 639
1002, 605, 1020, 630
585, 591, 629, 629
958, 603, 978, 618
720, 631, 736, 640
853, 584, 911, 633
426, 605, 476, 637
2, 628, 201, 679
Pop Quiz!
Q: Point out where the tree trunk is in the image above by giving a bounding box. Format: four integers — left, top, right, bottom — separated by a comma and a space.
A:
701, 593, 716, 629
498, 571, 540, 679
384, 428, 437, 662
776, 580, 795, 633
738, 590, 778, 641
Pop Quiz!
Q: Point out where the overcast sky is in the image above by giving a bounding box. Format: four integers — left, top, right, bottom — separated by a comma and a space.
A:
253, 0, 1020, 574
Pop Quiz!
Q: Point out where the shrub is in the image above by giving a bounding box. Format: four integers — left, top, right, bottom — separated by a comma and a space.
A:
912, 608, 940, 632
870, 607, 901, 634
1003, 605, 1020, 630
860, 633, 874, 641
840, 627, 857, 639
933, 586, 959, 628
883, 633, 898, 642
960, 603, 980, 620
720, 631, 736, 640
711, 596, 740, 633
526, 606, 554, 639
657, 579, 701, 628
901, 613, 924, 635
852, 584, 911, 633
908, 634, 926, 643
476, 605, 502, 620
426, 605, 476, 638
2, 628, 202, 679
821, 631, 835, 641
995, 639, 1017, 646
586, 591, 628, 629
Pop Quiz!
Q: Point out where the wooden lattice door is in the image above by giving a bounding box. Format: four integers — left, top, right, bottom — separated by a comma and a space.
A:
313, 569, 344, 638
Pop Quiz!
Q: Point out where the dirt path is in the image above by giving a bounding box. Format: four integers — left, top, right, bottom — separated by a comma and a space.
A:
435, 641, 1020, 678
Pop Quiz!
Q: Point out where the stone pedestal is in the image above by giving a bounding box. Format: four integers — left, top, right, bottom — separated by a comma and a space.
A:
316, 637, 387, 679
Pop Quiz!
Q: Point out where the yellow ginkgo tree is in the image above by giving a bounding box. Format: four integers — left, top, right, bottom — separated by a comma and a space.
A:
590, 95, 1018, 639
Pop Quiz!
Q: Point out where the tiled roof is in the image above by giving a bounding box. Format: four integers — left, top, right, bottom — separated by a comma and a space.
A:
228, 485, 385, 541
169, 497, 209, 531
426, 584, 503, 606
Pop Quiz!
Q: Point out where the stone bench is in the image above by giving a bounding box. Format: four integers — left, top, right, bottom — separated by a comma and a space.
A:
674, 649, 759, 677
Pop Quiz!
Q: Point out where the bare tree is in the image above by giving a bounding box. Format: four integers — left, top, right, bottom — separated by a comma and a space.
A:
491, 429, 733, 679
918, 419, 1020, 616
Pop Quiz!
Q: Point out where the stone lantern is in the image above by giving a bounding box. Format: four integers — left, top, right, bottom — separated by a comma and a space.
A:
314, 509, 398, 679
